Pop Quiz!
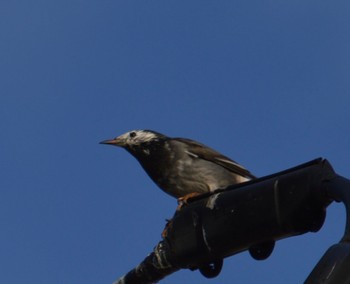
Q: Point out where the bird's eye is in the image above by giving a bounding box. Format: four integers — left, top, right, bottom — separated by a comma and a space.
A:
129, 132, 136, 138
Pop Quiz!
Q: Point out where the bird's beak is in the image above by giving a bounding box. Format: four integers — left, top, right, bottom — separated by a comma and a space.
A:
99, 137, 125, 147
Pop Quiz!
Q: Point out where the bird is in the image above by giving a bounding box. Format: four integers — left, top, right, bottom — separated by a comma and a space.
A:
100, 130, 255, 201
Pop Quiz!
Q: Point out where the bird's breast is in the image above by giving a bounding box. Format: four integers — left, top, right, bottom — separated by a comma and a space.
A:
135, 148, 248, 199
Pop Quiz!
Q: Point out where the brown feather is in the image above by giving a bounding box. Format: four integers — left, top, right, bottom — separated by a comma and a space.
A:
173, 138, 256, 179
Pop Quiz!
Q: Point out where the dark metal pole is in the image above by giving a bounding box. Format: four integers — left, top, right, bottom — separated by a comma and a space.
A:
305, 176, 350, 284
114, 158, 350, 284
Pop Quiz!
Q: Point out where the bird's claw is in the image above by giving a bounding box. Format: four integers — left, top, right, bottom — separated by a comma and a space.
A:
177, 192, 202, 210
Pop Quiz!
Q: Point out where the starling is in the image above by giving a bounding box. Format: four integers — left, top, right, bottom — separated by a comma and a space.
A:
100, 130, 255, 200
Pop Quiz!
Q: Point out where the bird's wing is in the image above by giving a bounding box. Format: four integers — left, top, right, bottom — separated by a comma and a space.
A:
173, 138, 256, 179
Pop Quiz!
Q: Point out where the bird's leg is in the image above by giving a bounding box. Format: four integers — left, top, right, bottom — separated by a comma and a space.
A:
177, 192, 202, 210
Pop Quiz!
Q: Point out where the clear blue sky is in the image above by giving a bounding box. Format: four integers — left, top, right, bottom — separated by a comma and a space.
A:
1, 1, 349, 283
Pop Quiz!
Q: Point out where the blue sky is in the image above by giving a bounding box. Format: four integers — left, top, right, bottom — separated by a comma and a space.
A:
1, 1, 349, 283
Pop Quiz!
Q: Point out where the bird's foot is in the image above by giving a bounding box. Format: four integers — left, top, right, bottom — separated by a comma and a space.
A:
177, 192, 202, 210
161, 219, 173, 238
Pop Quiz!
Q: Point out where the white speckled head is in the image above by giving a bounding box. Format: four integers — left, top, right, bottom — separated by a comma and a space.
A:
119, 130, 161, 146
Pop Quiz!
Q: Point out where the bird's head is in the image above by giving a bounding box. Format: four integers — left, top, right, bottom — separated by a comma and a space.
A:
100, 130, 167, 154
